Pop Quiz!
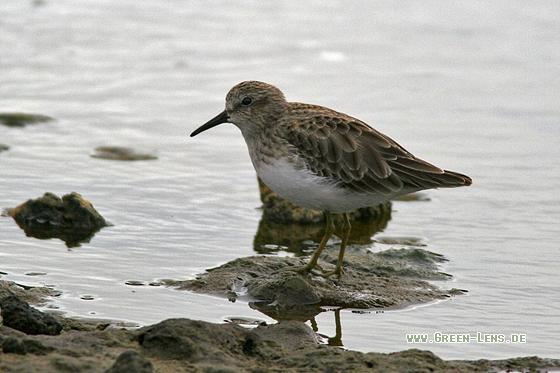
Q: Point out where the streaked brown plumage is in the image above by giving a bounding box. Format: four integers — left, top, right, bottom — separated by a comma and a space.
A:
191, 81, 472, 276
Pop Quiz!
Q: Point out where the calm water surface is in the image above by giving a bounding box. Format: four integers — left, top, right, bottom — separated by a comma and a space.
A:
1, 0, 559, 360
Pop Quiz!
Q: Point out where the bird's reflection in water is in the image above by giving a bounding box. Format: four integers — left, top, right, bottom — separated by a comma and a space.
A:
249, 302, 344, 347
250, 303, 370, 348
311, 308, 343, 347
252, 178, 392, 256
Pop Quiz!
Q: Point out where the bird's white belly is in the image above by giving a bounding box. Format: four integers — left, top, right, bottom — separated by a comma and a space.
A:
254, 158, 389, 213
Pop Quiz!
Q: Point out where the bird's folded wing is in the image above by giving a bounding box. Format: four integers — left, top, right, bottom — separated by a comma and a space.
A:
281, 112, 470, 194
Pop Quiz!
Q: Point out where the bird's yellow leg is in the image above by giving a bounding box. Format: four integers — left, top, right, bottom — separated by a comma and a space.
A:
289, 211, 335, 273
322, 213, 351, 277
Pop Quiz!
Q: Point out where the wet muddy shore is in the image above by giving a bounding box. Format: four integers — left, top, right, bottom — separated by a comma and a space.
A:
2, 280, 559, 373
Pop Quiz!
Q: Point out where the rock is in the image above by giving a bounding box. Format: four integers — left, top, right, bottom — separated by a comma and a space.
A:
325, 247, 452, 280
249, 273, 321, 307
0, 113, 54, 127
137, 318, 248, 364
0, 295, 62, 335
2, 336, 27, 355
22, 338, 54, 355
8, 192, 107, 230
172, 250, 456, 320
0, 280, 60, 306
0, 335, 53, 356
105, 350, 154, 373
7, 192, 109, 247
137, 319, 322, 371
247, 320, 318, 353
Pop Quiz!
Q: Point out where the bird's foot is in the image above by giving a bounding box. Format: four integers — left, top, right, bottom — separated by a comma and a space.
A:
320, 266, 344, 278
282, 262, 344, 278
282, 262, 323, 276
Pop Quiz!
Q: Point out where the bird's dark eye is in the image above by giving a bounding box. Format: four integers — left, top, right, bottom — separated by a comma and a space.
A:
241, 97, 252, 106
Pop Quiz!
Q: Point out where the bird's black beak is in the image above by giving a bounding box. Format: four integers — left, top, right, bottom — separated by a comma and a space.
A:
190, 110, 230, 137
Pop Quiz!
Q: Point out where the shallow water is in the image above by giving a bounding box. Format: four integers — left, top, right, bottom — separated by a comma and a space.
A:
1, 0, 559, 360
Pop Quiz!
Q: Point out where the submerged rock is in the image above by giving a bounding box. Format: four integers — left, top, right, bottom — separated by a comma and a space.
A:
0, 113, 54, 127
7, 192, 109, 248
91, 146, 158, 161
172, 247, 460, 321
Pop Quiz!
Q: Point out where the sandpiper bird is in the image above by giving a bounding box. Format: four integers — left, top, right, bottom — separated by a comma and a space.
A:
191, 81, 472, 277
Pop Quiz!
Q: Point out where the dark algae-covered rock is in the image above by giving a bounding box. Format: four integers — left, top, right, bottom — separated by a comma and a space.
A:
8, 192, 107, 230
0, 296, 62, 336
6, 192, 109, 247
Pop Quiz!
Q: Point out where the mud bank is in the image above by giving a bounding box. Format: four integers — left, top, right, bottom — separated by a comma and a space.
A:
1, 282, 559, 373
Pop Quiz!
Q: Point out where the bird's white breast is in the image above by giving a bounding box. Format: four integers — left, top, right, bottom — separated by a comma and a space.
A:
253, 157, 391, 213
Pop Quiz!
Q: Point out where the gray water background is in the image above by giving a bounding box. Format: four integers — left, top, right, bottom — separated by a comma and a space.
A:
1, 0, 559, 360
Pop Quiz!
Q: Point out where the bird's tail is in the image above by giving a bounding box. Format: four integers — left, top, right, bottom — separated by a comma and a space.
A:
435, 170, 472, 188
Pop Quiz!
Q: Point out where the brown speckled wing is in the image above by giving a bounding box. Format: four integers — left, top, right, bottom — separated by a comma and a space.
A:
280, 104, 471, 195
